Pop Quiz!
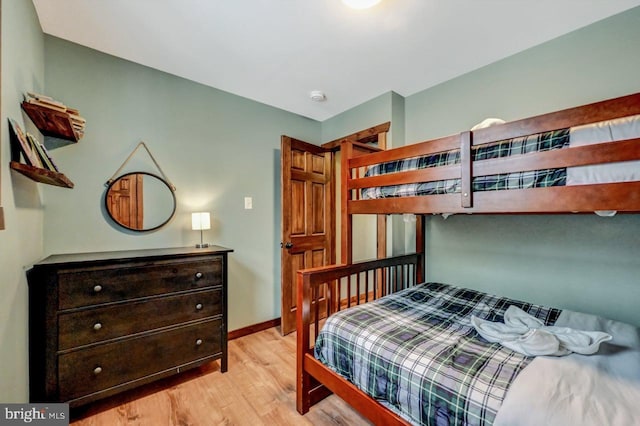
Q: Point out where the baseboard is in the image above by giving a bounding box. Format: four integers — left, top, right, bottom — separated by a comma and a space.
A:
228, 318, 281, 341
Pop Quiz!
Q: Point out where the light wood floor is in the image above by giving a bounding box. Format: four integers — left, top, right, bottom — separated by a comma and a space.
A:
70, 327, 371, 426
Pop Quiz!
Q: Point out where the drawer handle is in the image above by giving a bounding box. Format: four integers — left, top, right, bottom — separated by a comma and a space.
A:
196, 303, 203, 310
93, 366, 103, 375
93, 322, 103, 331
195, 272, 203, 280
93, 285, 103, 293
196, 339, 203, 346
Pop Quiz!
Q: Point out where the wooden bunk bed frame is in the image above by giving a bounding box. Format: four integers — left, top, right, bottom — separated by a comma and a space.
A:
296, 92, 640, 425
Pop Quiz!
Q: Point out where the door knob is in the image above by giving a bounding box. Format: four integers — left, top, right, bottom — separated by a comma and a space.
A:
281, 242, 293, 249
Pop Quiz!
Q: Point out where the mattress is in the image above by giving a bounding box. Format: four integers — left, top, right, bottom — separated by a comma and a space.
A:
314, 283, 640, 425
361, 115, 640, 200
315, 282, 561, 425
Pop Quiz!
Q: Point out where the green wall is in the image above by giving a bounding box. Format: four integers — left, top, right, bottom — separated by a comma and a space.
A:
0, 0, 46, 403
405, 7, 640, 142
404, 7, 640, 325
42, 36, 321, 335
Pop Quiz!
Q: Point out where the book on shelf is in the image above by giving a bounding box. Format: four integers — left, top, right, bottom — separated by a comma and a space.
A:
24, 93, 87, 122
68, 112, 86, 133
25, 133, 44, 169
40, 143, 60, 172
27, 91, 55, 102
28, 132, 58, 172
26, 92, 66, 108
25, 98, 68, 113
8, 118, 41, 167
23, 92, 87, 135
66, 107, 81, 116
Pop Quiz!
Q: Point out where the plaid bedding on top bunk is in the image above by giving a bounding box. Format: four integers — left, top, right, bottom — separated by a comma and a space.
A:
314, 282, 562, 426
361, 128, 570, 199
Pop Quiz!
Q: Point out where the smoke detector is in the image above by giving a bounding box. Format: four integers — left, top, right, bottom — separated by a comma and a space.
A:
309, 90, 327, 102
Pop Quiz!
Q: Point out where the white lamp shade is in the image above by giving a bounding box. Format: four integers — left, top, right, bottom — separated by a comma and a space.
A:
191, 212, 211, 231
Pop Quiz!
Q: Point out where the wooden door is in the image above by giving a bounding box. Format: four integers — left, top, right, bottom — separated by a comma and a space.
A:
106, 174, 143, 229
280, 136, 334, 335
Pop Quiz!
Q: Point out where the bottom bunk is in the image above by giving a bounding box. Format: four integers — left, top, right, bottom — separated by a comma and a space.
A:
296, 255, 640, 425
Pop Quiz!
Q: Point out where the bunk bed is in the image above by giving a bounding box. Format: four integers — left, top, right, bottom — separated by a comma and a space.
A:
296, 92, 640, 425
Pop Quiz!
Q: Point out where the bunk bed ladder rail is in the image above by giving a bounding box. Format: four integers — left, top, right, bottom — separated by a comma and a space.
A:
460, 130, 473, 208
296, 253, 423, 416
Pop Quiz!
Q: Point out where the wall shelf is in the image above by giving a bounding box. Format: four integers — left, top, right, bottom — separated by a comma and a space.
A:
10, 161, 74, 189
11, 96, 84, 188
21, 101, 83, 144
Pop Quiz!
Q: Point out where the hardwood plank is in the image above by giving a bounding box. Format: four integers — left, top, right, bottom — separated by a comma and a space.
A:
70, 327, 370, 426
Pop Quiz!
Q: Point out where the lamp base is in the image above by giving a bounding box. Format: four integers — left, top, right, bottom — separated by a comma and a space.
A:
195, 243, 210, 248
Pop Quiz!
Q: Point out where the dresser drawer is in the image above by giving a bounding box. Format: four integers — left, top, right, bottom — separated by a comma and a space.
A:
58, 288, 223, 350
58, 318, 222, 402
58, 256, 222, 309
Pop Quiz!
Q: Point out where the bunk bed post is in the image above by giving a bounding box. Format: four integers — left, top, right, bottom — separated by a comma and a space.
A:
376, 216, 386, 258
376, 131, 388, 261
460, 131, 473, 208
331, 125, 389, 265
415, 215, 425, 283
341, 140, 353, 264
296, 271, 312, 414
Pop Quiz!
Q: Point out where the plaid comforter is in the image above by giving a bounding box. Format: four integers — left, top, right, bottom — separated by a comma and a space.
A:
315, 282, 562, 425
362, 129, 570, 199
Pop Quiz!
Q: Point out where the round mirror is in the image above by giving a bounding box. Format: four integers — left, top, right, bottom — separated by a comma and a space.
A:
105, 172, 176, 231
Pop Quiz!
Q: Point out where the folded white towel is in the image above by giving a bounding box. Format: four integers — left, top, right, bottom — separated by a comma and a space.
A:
501, 329, 562, 357
544, 326, 612, 355
472, 315, 564, 356
504, 305, 545, 329
471, 306, 612, 357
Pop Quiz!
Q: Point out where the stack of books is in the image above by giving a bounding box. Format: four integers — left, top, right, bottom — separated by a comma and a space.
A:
66, 107, 86, 139
9, 118, 60, 172
24, 92, 86, 137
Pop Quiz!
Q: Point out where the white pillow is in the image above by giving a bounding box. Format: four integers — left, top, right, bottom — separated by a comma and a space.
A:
471, 117, 505, 131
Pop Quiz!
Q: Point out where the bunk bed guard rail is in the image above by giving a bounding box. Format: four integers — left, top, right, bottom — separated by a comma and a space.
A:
344, 92, 640, 215
296, 253, 423, 420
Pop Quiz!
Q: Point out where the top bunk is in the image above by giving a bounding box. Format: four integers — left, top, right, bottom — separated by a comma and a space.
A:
342, 92, 640, 215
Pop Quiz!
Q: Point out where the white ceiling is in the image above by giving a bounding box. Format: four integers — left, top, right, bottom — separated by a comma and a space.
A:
32, 0, 640, 121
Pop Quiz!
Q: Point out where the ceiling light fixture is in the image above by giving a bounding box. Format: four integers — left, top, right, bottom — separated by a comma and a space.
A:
310, 90, 327, 102
341, 0, 382, 10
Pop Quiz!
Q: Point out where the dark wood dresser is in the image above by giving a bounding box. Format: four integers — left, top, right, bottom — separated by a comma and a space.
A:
27, 246, 232, 407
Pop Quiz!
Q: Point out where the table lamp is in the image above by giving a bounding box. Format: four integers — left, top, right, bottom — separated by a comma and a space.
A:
191, 212, 211, 248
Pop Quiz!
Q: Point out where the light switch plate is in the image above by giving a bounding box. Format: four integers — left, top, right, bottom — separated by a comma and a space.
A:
244, 197, 252, 209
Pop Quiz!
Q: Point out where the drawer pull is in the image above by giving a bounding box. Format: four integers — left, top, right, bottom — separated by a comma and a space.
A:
195, 272, 203, 280
93, 285, 103, 293
93, 366, 103, 375
196, 303, 203, 310
196, 339, 203, 346
93, 322, 103, 331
